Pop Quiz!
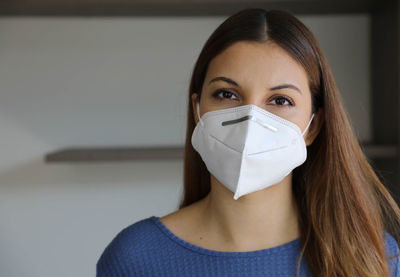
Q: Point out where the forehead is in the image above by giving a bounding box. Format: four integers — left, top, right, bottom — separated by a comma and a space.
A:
205, 41, 309, 89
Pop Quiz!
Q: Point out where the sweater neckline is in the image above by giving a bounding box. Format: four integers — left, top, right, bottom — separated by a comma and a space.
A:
150, 215, 302, 257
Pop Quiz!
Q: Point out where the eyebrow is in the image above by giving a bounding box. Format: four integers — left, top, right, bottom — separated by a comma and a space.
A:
207, 76, 302, 95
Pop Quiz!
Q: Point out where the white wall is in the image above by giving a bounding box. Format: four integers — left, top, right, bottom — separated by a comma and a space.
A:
301, 15, 371, 139
0, 14, 370, 277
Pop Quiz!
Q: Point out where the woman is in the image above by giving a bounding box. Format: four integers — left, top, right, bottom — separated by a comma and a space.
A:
97, 8, 400, 276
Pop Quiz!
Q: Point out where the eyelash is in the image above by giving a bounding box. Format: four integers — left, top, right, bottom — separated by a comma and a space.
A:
211, 89, 294, 107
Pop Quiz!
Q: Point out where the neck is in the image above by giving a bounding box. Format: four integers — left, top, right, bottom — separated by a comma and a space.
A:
198, 173, 301, 251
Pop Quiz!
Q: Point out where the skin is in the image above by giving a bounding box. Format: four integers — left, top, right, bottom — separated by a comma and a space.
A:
160, 40, 323, 252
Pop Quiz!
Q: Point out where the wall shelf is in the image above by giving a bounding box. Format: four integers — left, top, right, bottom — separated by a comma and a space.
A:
44, 146, 184, 162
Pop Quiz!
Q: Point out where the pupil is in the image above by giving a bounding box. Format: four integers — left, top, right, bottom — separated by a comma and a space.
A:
276, 98, 285, 105
223, 91, 231, 98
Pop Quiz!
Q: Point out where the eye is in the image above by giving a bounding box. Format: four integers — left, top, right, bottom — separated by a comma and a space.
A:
211, 89, 238, 101
269, 96, 294, 107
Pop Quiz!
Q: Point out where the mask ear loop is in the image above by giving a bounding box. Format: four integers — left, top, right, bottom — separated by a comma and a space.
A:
196, 100, 204, 126
301, 113, 315, 137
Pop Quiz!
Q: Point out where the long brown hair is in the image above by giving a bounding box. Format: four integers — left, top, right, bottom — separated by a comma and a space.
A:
179, 8, 400, 276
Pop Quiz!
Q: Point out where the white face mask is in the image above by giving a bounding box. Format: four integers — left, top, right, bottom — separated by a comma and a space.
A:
191, 100, 315, 200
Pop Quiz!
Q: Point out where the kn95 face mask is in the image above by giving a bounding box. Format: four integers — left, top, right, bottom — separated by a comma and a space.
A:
191, 100, 314, 200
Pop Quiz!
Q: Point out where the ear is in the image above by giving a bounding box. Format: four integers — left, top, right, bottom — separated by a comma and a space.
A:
191, 93, 200, 125
305, 107, 324, 146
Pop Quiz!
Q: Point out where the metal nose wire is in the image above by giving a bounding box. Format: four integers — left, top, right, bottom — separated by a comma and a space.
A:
302, 113, 315, 137
221, 114, 278, 132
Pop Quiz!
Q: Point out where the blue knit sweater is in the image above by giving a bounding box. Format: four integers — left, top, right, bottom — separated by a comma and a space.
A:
97, 216, 400, 277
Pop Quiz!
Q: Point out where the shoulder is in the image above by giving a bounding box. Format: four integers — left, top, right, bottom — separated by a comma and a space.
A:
104, 216, 160, 254
383, 231, 400, 277
96, 216, 160, 277
384, 231, 400, 257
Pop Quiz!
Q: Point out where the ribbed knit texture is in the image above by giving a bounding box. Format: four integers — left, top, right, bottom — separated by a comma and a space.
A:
97, 216, 400, 277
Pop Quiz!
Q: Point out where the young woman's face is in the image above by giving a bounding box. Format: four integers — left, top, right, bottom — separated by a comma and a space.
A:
192, 41, 317, 145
